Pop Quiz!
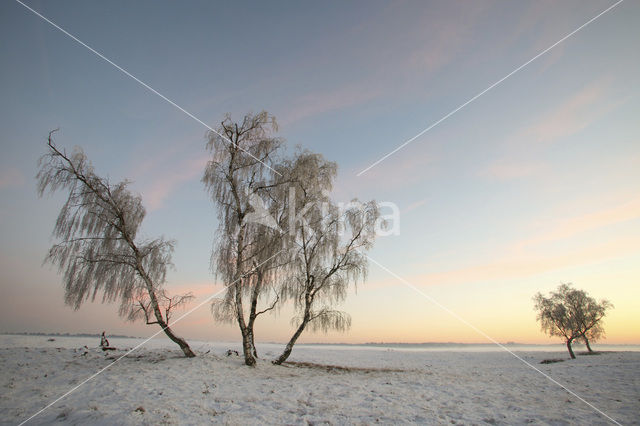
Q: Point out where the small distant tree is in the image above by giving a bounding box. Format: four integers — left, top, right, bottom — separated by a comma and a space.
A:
273, 152, 380, 365
533, 283, 612, 358
37, 131, 195, 357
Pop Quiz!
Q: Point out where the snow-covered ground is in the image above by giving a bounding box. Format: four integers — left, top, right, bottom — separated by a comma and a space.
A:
0, 335, 638, 425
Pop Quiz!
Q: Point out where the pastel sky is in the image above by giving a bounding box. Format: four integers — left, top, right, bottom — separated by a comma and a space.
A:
1, 0, 638, 345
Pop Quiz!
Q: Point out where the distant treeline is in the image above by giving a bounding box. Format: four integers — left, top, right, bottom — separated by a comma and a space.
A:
1, 332, 136, 338
296, 342, 524, 347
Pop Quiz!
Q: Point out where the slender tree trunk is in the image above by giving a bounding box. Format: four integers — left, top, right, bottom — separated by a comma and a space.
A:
137, 258, 195, 358
160, 320, 196, 358
274, 298, 312, 365
249, 331, 258, 359
239, 328, 255, 366
235, 279, 256, 366
238, 328, 255, 365
247, 327, 258, 359
246, 272, 262, 360
273, 319, 306, 365
566, 339, 576, 359
247, 299, 258, 360
231, 229, 256, 366
584, 337, 593, 353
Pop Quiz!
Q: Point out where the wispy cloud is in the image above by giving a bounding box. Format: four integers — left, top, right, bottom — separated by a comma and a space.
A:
123, 128, 207, 212
513, 77, 613, 146
482, 161, 546, 180
169, 281, 222, 298
403, 198, 429, 214
277, 2, 489, 127
372, 192, 640, 291
279, 81, 384, 126
482, 78, 618, 181
140, 155, 207, 211
409, 235, 639, 289
337, 149, 436, 199
405, 12, 478, 75
516, 198, 640, 251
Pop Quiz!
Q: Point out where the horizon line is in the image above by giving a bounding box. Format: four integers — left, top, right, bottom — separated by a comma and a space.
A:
2, 332, 639, 346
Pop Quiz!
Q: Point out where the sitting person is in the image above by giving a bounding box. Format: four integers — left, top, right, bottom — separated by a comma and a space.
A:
100, 331, 115, 351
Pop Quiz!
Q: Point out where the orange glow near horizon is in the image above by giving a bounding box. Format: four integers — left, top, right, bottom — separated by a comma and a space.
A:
1, 1, 639, 351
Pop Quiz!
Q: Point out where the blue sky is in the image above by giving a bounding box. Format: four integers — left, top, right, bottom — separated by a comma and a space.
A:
1, 0, 639, 343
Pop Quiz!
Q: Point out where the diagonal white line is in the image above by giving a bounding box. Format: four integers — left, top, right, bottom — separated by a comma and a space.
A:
357, 0, 624, 176
19, 249, 286, 425
14, 0, 281, 177
361, 250, 621, 425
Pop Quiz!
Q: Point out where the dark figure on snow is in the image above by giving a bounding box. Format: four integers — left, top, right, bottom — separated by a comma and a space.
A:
100, 331, 109, 348
100, 331, 115, 351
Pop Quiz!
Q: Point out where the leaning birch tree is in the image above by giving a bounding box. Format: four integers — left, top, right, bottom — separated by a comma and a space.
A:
564, 286, 612, 353
37, 131, 195, 357
273, 152, 380, 365
203, 112, 286, 366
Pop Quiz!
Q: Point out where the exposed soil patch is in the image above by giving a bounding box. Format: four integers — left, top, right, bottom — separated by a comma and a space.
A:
282, 360, 406, 373
540, 358, 565, 364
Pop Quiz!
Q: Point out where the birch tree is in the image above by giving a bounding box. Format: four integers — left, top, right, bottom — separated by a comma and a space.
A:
203, 112, 287, 366
568, 287, 612, 353
534, 289, 581, 359
273, 152, 380, 365
37, 131, 195, 357
533, 283, 611, 358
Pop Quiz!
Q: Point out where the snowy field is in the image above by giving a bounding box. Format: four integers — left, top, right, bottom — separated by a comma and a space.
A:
0, 335, 638, 425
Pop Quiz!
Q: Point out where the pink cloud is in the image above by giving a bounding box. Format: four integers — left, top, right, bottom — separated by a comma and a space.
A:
515, 198, 640, 251
403, 198, 428, 214
0, 168, 25, 189
515, 78, 614, 146
405, 7, 482, 75
482, 161, 545, 180
168, 281, 222, 298
130, 142, 186, 180
482, 78, 618, 181
369, 192, 640, 291
278, 4, 489, 127
383, 235, 640, 291
336, 149, 436, 200
278, 81, 384, 127
140, 155, 208, 212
